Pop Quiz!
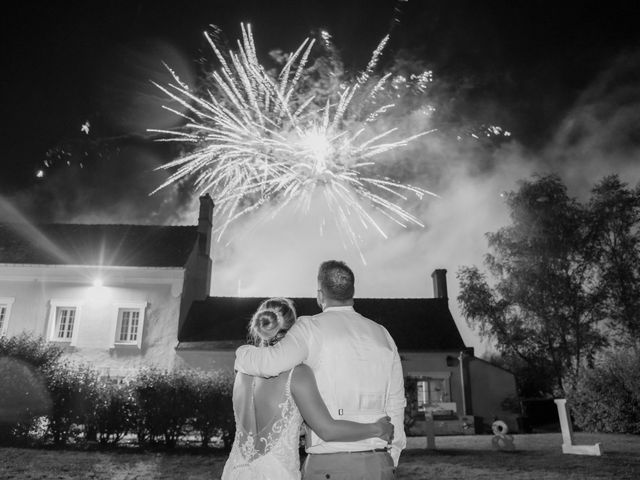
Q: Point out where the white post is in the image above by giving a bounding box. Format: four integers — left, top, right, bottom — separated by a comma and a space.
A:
425, 413, 436, 450
554, 399, 602, 456
554, 399, 575, 446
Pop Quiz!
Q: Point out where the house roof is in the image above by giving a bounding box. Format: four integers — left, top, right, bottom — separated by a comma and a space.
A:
178, 296, 467, 352
0, 223, 198, 268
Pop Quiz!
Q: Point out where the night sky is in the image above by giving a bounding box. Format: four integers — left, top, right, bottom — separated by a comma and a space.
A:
2, 1, 638, 192
2, 1, 640, 349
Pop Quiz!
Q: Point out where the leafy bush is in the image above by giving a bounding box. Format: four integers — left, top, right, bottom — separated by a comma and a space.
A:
0, 334, 62, 445
568, 349, 640, 434
0, 356, 52, 445
133, 369, 196, 448
44, 362, 100, 445
188, 369, 234, 448
0, 333, 63, 368
0, 334, 236, 449
403, 376, 419, 431
92, 381, 137, 445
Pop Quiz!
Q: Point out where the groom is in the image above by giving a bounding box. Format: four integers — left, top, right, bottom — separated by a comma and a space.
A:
235, 260, 406, 479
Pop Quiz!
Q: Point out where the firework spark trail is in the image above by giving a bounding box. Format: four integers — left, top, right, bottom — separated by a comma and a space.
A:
150, 23, 437, 260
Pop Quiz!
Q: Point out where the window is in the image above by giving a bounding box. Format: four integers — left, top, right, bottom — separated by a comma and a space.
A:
117, 309, 140, 343
409, 371, 453, 413
48, 300, 82, 344
0, 298, 15, 336
113, 303, 146, 348
417, 378, 447, 411
55, 307, 76, 340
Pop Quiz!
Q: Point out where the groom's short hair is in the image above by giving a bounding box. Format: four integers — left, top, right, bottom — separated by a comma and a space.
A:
318, 260, 355, 301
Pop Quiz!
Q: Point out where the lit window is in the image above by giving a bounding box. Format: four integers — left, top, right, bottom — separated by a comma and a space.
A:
118, 309, 139, 343
0, 298, 14, 336
415, 376, 450, 412
55, 307, 76, 340
113, 303, 146, 348
47, 300, 82, 345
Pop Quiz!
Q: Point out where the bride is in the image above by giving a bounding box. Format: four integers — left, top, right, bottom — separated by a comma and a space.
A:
221, 297, 393, 480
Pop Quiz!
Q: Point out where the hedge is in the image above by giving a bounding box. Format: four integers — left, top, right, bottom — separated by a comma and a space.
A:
0, 334, 234, 448
568, 348, 640, 434
0, 334, 60, 444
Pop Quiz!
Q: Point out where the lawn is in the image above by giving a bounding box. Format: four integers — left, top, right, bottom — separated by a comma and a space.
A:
1, 433, 638, 479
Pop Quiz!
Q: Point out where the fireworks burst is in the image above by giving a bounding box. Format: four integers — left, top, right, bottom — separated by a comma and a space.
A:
150, 24, 436, 259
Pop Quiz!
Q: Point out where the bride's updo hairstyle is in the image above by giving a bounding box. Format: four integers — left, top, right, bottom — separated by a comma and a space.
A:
249, 297, 297, 347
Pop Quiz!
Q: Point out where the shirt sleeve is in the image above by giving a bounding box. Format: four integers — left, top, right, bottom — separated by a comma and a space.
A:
234, 319, 311, 377
385, 332, 407, 466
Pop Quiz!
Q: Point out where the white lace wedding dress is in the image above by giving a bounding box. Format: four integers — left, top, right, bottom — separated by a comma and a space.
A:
221, 369, 303, 480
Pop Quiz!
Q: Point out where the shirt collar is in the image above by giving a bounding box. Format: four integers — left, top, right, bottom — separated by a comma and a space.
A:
322, 305, 355, 312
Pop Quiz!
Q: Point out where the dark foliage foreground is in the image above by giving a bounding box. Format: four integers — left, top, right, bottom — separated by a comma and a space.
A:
0, 333, 233, 448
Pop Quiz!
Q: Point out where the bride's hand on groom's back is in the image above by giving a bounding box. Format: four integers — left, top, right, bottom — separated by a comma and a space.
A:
374, 416, 394, 443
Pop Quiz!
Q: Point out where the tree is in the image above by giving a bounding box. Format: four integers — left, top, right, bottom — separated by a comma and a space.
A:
457, 175, 606, 396
588, 175, 640, 349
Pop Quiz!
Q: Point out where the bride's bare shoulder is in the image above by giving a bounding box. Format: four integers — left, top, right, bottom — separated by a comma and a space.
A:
291, 364, 314, 383
293, 363, 312, 372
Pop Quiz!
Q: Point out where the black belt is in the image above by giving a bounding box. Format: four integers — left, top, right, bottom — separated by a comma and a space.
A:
308, 448, 389, 455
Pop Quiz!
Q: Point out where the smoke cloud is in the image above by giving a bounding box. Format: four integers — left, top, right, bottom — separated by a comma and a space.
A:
209, 49, 640, 353
542, 50, 640, 196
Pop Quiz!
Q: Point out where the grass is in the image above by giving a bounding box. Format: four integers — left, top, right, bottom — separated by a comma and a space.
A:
1, 433, 638, 479
402, 433, 639, 480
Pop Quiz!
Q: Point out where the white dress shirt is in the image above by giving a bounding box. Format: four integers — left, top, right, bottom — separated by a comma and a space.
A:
235, 305, 407, 466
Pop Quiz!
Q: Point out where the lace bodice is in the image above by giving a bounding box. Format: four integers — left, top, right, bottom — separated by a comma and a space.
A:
221, 369, 303, 480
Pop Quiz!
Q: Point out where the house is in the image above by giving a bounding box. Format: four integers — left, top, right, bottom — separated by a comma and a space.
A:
0, 195, 214, 378
176, 270, 520, 434
1, 195, 519, 433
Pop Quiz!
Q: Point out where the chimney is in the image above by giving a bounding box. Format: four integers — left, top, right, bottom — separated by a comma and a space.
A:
179, 195, 214, 334
431, 269, 448, 299
197, 194, 214, 256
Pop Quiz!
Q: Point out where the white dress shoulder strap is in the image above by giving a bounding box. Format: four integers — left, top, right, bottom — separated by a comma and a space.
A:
285, 367, 296, 396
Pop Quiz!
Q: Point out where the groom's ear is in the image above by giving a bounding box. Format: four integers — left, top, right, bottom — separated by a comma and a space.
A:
316, 288, 324, 310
